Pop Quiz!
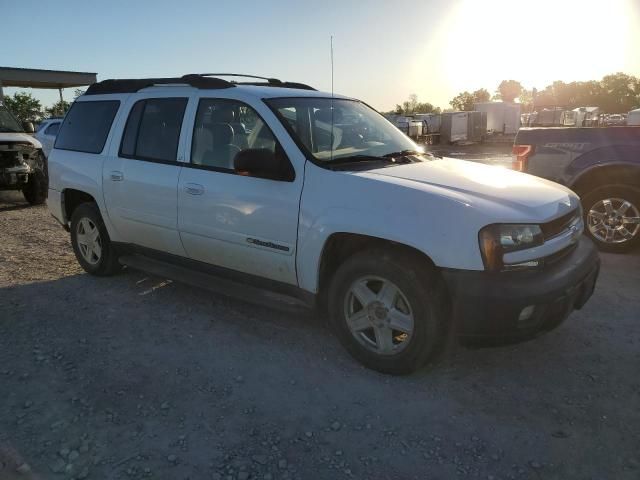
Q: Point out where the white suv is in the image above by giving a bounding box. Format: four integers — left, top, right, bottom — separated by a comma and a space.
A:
48, 74, 600, 374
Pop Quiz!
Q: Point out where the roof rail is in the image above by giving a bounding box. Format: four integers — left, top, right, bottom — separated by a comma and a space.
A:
84, 73, 315, 95
85, 75, 235, 95
199, 73, 282, 83
197, 73, 316, 91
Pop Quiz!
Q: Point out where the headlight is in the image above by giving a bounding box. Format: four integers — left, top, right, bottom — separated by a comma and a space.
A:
479, 224, 544, 271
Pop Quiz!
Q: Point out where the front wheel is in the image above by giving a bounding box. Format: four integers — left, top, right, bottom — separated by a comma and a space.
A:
582, 184, 640, 253
70, 203, 121, 276
22, 158, 48, 205
328, 249, 448, 375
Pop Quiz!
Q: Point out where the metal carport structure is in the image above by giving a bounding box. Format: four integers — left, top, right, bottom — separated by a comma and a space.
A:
0, 67, 97, 101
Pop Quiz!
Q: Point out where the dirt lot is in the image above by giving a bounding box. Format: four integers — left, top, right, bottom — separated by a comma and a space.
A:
1, 190, 639, 480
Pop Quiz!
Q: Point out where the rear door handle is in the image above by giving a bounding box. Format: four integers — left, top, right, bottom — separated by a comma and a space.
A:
184, 183, 204, 195
110, 170, 124, 181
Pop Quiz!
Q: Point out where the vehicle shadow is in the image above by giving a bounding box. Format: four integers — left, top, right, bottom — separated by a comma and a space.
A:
0, 191, 30, 213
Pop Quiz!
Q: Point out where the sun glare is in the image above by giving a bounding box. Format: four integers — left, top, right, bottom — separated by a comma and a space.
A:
412, 0, 638, 105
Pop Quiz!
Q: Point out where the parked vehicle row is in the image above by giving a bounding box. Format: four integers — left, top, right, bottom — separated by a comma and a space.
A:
47, 74, 599, 374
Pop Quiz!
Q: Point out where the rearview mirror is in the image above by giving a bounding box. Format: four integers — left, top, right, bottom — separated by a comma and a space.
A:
234, 148, 294, 181
22, 121, 34, 134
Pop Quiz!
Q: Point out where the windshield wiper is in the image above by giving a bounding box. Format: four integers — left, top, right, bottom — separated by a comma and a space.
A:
329, 154, 415, 166
382, 149, 424, 158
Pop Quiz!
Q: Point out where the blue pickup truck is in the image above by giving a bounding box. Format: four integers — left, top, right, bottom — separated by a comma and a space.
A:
513, 127, 640, 252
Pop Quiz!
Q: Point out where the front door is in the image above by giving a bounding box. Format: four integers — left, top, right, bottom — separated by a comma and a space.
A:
102, 95, 191, 256
177, 97, 302, 285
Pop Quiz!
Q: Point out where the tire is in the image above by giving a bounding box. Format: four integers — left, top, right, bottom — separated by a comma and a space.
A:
328, 249, 449, 375
22, 155, 48, 205
581, 184, 640, 253
70, 202, 121, 276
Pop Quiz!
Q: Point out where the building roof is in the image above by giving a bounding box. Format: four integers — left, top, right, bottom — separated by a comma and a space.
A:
0, 66, 97, 89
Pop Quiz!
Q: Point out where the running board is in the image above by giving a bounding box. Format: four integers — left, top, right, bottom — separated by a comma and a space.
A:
119, 254, 312, 314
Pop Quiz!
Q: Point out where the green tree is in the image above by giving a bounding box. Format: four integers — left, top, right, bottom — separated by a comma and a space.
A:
449, 91, 474, 111
495, 80, 523, 103
449, 89, 490, 111
599, 72, 639, 113
2, 92, 43, 122
472, 88, 490, 104
394, 94, 439, 114
45, 100, 71, 118
519, 88, 534, 110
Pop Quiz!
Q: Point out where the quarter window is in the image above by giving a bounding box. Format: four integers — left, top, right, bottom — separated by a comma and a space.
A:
55, 101, 120, 154
120, 98, 188, 162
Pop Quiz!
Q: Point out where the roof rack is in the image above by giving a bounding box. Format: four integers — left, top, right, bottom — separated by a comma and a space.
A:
84, 73, 315, 95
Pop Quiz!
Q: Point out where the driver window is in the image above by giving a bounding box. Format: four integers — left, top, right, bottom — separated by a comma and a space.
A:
191, 99, 277, 170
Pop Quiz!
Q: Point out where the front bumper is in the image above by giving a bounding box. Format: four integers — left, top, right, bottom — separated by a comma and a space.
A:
442, 236, 600, 340
0, 165, 31, 189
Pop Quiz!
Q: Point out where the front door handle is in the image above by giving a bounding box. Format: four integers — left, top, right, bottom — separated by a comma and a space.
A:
110, 170, 124, 181
184, 183, 204, 195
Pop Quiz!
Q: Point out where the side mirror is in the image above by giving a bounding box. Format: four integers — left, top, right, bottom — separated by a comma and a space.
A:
22, 121, 35, 134
234, 148, 294, 181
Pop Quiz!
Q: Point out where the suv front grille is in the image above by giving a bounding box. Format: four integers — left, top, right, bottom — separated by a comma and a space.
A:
0, 142, 33, 168
541, 209, 581, 240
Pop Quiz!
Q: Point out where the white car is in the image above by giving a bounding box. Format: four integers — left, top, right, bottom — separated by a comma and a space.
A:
47, 74, 600, 374
34, 117, 63, 158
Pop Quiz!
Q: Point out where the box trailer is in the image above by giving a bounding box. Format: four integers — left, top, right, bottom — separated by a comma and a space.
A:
440, 112, 469, 143
467, 111, 487, 142
474, 102, 521, 134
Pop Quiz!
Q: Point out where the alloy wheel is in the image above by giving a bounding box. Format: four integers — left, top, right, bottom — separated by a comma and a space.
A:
76, 217, 102, 265
343, 276, 415, 356
587, 197, 640, 244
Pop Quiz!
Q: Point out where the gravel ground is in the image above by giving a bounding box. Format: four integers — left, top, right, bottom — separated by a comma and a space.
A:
0, 190, 639, 480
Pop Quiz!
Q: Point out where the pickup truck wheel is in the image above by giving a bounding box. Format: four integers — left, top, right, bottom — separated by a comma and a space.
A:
22, 161, 48, 205
328, 249, 448, 375
70, 203, 121, 276
582, 185, 640, 253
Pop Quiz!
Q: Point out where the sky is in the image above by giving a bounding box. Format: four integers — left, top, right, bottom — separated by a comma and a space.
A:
2, 0, 640, 112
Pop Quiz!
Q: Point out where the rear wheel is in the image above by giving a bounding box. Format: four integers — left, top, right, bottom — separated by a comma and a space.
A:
328, 249, 448, 374
582, 184, 640, 253
70, 203, 121, 276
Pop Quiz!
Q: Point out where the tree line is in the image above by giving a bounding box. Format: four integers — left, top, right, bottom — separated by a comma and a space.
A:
1, 89, 85, 123
392, 72, 640, 115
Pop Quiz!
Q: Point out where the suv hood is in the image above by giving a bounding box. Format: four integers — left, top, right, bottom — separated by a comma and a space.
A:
358, 157, 578, 221
0, 132, 42, 149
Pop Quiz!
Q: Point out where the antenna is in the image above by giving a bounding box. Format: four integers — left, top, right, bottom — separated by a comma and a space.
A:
330, 36, 334, 98
330, 35, 334, 162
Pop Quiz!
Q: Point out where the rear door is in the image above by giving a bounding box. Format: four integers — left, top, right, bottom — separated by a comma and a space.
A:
177, 97, 302, 284
102, 93, 191, 256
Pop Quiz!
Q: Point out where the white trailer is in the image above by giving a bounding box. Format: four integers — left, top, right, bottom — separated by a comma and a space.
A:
474, 102, 521, 134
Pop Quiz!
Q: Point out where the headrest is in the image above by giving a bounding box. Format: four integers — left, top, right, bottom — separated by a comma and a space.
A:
211, 123, 234, 144
211, 107, 235, 124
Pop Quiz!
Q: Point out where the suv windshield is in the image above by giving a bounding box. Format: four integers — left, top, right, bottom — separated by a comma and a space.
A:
266, 97, 421, 163
0, 103, 24, 133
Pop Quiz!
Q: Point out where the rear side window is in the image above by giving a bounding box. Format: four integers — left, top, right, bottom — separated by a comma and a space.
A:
55, 101, 120, 153
119, 98, 188, 162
